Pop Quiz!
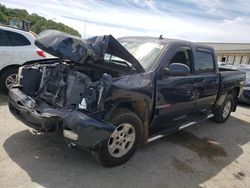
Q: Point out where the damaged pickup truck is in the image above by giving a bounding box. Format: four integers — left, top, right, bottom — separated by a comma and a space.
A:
8, 30, 245, 166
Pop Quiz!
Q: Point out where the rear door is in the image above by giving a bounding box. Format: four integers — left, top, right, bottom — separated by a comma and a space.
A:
0, 29, 14, 65
193, 48, 219, 112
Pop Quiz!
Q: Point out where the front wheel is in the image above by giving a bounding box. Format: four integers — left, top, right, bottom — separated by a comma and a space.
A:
213, 95, 233, 123
93, 108, 143, 167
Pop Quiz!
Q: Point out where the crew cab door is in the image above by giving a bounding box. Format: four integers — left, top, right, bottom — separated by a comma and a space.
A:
0, 29, 14, 65
193, 48, 219, 112
151, 46, 196, 132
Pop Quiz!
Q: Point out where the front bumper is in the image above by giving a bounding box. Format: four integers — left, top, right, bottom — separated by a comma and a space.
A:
8, 88, 115, 149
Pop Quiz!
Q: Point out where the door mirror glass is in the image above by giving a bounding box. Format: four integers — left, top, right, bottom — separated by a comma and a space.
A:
168, 63, 190, 76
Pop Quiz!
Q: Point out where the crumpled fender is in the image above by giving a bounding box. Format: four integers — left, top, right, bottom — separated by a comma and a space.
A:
63, 111, 115, 149
96, 72, 154, 143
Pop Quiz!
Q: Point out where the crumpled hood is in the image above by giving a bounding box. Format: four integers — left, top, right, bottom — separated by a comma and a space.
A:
35, 30, 144, 72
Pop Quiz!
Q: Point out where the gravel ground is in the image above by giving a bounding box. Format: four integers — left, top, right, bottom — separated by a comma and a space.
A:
0, 93, 250, 188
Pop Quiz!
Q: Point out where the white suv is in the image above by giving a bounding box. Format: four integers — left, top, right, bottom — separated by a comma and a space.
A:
0, 25, 52, 93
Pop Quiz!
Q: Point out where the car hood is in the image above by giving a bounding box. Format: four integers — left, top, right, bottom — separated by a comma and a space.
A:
35, 30, 144, 73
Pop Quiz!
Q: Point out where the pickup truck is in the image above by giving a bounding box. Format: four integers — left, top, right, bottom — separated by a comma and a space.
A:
8, 30, 246, 166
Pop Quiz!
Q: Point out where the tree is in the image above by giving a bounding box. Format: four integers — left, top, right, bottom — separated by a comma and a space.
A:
0, 11, 8, 23
0, 3, 81, 37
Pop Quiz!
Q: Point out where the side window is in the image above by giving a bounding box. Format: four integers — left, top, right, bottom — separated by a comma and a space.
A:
2, 30, 31, 46
169, 47, 193, 69
195, 50, 214, 73
0, 30, 11, 46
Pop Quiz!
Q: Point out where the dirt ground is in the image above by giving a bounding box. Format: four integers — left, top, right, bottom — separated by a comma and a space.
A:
0, 93, 250, 188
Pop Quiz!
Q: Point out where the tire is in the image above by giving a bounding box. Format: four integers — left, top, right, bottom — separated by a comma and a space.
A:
93, 108, 143, 167
213, 94, 234, 123
0, 67, 19, 94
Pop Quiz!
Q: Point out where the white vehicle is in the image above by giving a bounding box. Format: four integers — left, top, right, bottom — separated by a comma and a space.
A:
0, 25, 53, 93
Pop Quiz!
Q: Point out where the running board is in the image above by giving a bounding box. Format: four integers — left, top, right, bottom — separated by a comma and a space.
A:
148, 114, 214, 143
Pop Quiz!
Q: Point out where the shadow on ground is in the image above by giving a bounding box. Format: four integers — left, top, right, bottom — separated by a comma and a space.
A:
0, 93, 8, 106
3, 116, 250, 188
238, 102, 250, 109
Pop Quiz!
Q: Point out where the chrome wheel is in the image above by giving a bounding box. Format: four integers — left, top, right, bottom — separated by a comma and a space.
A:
5, 74, 18, 89
222, 100, 232, 119
108, 123, 136, 158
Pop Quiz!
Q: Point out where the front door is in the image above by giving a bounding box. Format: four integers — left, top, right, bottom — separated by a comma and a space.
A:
151, 46, 197, 133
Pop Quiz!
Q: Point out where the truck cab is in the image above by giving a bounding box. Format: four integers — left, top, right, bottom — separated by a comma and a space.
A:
151, 41, 220, 133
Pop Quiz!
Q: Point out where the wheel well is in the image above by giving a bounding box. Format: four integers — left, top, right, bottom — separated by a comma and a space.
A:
228, 87, 239, 95
0, 65, 20, 76
228, 87, 240, 111
110, 101, 149, 144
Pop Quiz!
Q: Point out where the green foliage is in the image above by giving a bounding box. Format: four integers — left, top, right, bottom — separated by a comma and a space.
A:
0, 3, 81, 37
0, 11, 8, 23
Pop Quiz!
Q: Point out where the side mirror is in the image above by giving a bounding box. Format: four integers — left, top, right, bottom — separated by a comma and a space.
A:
158, 67, 170, 80
168, 63, 190, 76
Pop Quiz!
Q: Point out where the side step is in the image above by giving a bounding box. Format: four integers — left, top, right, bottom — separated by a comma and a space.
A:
148, 114, 214, 143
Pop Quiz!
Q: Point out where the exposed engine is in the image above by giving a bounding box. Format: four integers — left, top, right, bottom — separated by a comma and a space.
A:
18, 62, 102, 111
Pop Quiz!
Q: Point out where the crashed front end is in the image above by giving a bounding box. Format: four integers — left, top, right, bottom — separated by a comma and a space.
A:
8, 63, 115, 149
8, 30, 147, 150
9, 88, 114, 149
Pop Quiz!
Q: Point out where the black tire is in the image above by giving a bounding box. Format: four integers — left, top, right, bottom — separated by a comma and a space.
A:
93, 108, 143, 167
0, 67, 19, 94
213, 94, 234, 123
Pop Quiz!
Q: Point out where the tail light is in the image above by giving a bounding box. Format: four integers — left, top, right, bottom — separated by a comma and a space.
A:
36, 50, 46, 58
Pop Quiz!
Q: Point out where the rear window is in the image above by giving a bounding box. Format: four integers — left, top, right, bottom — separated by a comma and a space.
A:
0, 29, 11, 46
195, 51, 214, 73
2, 30, 31, 46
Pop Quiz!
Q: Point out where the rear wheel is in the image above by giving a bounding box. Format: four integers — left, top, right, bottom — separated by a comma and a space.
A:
0, 67, 19, 94
213, 94, 233, 123
93, 108, 143, 167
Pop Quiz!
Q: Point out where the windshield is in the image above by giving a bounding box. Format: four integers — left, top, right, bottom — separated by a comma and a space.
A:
120, 40, 165, 70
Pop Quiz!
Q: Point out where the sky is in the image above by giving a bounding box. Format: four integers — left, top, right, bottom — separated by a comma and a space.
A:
1, 0, 250, 42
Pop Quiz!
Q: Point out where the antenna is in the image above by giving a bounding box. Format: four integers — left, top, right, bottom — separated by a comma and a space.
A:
159, 35, 164, 39
83, 17, 86, 38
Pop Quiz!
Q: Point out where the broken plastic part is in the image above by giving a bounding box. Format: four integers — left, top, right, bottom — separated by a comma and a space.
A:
79, 98, 87, 109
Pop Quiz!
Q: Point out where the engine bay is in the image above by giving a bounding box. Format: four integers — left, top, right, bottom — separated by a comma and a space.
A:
18, 61, 121, 111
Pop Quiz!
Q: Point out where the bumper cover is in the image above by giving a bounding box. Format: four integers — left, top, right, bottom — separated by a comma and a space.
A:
8, 88, 115, 149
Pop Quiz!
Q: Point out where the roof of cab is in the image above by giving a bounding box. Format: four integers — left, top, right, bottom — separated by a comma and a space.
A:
118, 36, 215, 52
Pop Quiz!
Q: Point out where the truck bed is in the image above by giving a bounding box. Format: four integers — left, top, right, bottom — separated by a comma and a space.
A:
213, 67, 246, 111
219, 67, 245, 86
